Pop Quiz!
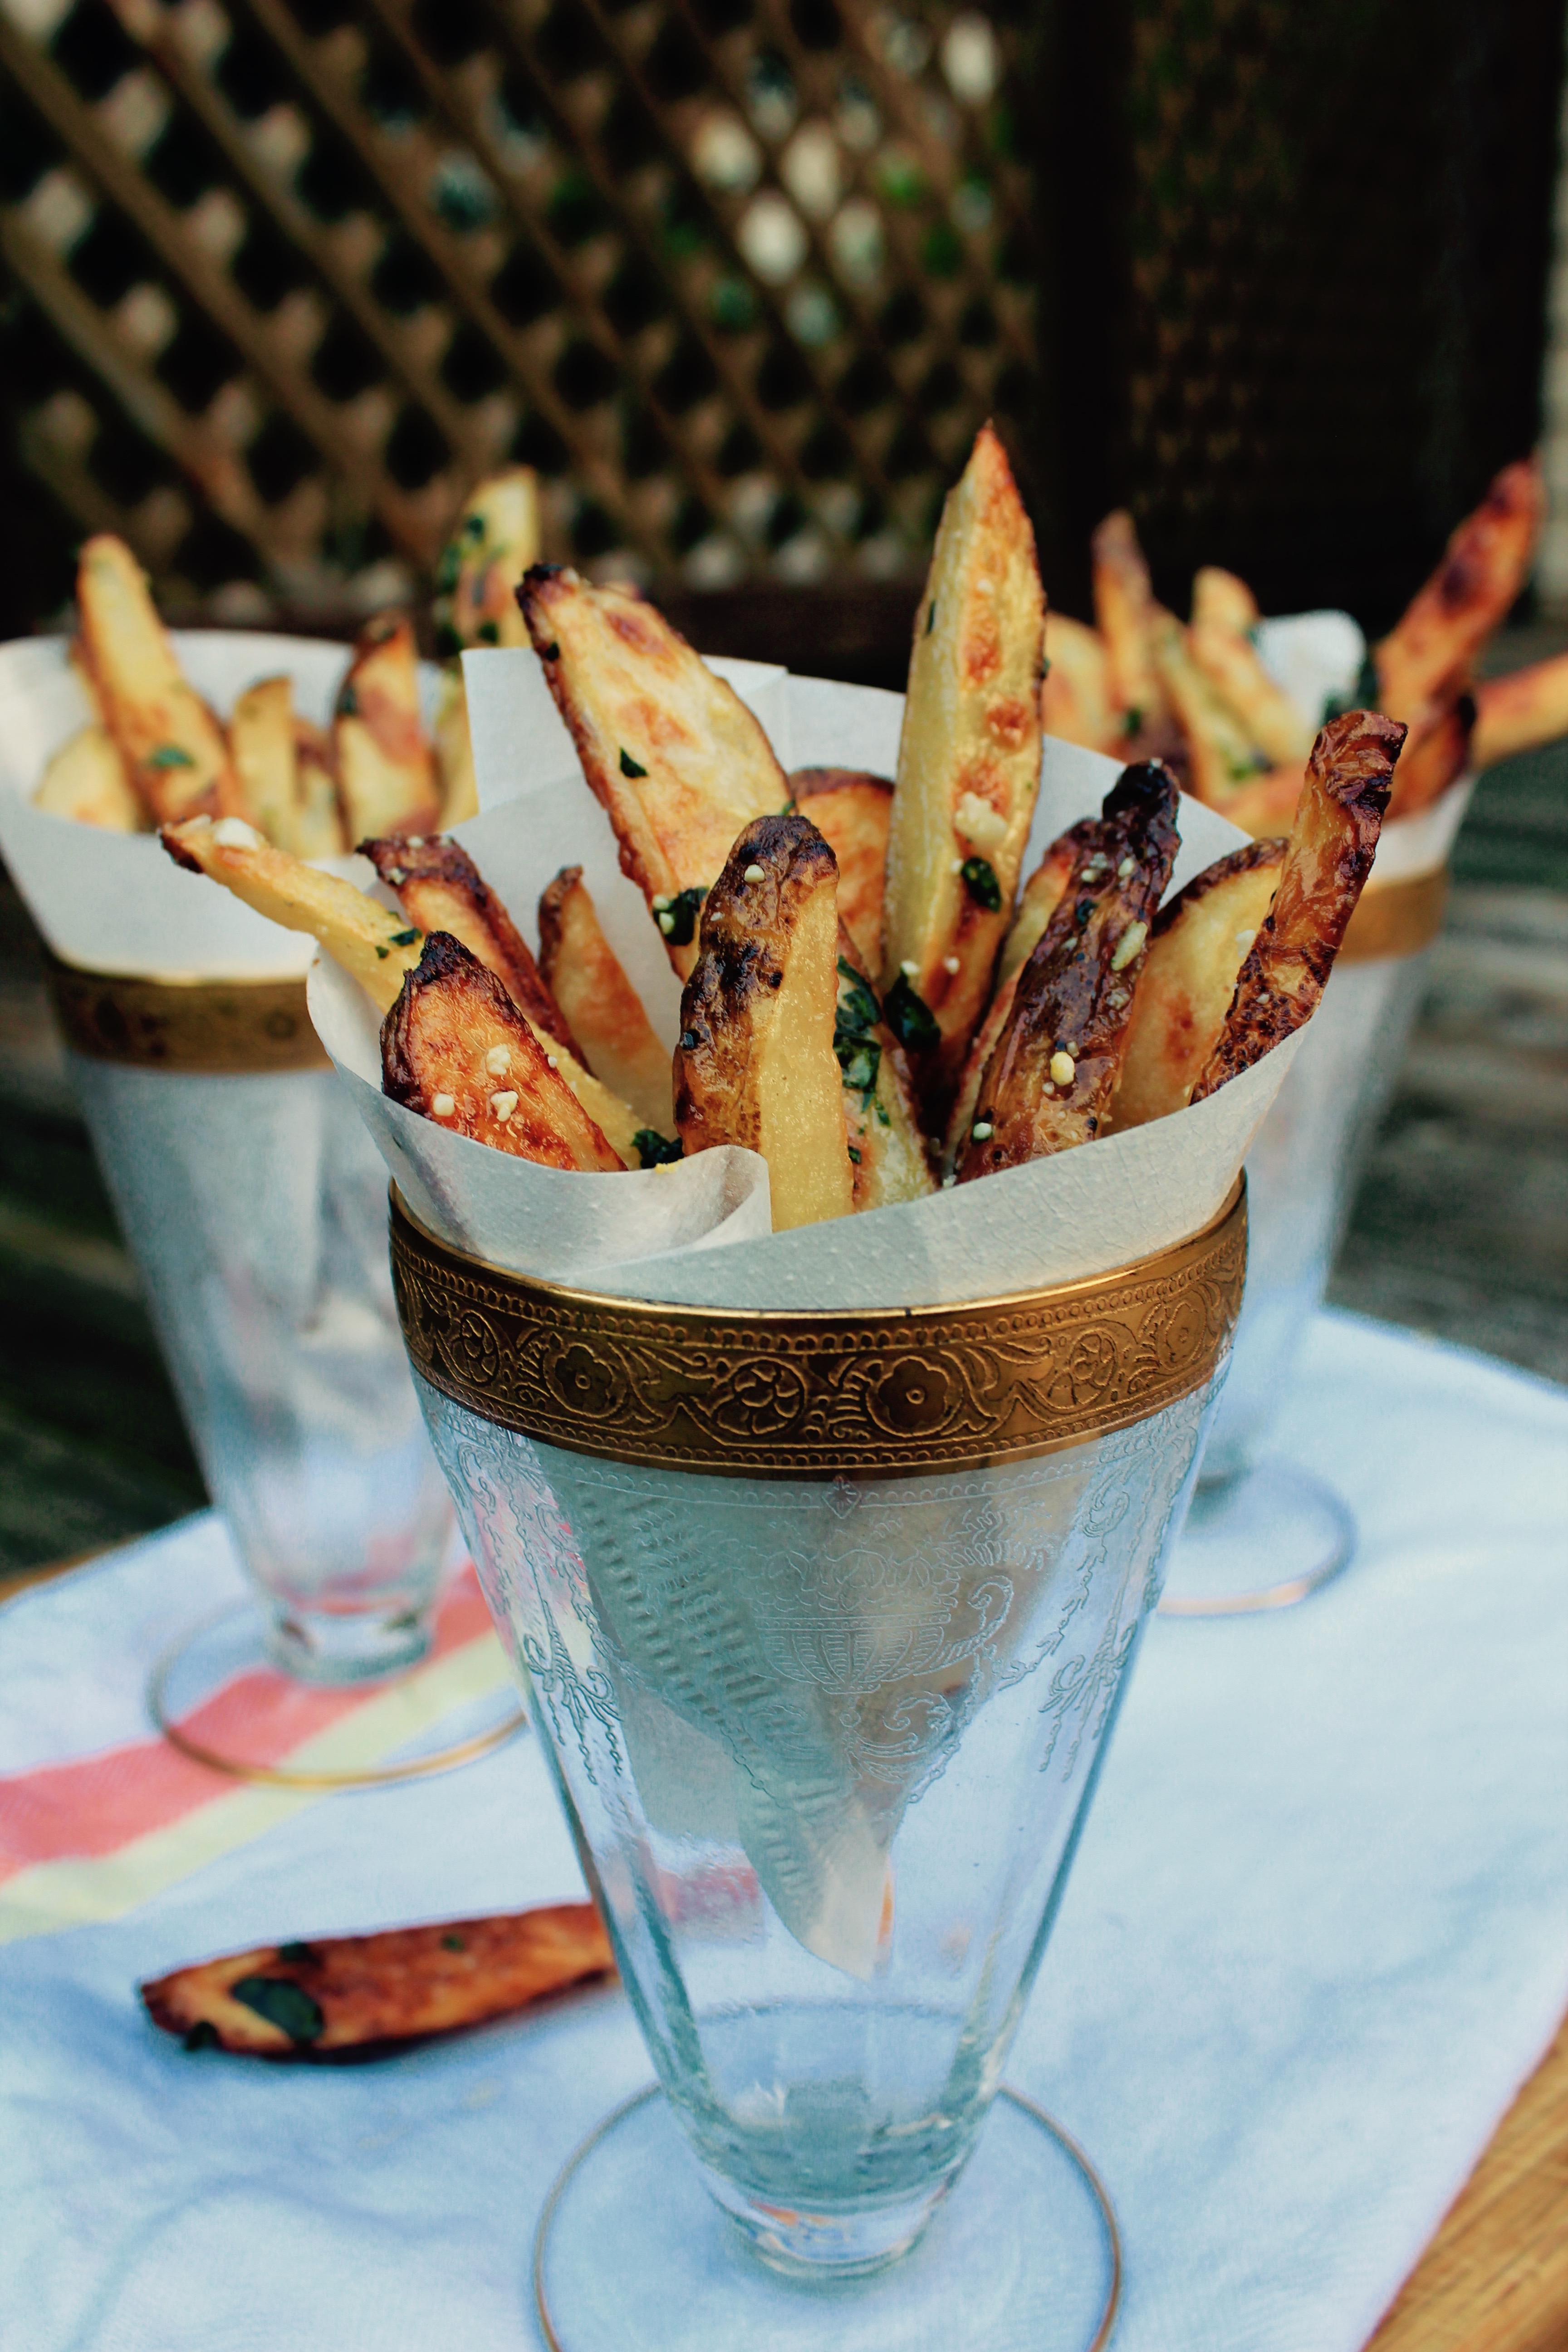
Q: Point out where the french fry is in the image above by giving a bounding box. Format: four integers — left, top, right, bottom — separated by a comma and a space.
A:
1106, 839, 1288, 1130
228, 676, 298, 850
384, 933, 625, 1172
881, 423, 1045, 1126
790, 767, 892, 968
161, 814, 424, 1012
141, 1902, 613, 2056
675, 815, 854, 1230
434, 666, 479, 826
1384, 690, 1475, 822
1188, 614, 1313, 769
1191, 567, 1259, 637
519, 566, 789, 978
32, 725, 143, 831
435, 466, 541, 657
1374, 456, 1544, 724
1151, 607, 1269, 805
74, 535, 239, 823
1091, 510, 1168, 743
361, 832, 578, 1056
943, 817, 1098, 1167
291, 719, 347, 858
1472, 651, 1568, 768
537, 865, 674, 1135
1040, 612, 1117, 751
335, 614, 441, 843
955, 763, 1180, 1178
833, 932, 935, 1210
1194, 711, 1404, 1098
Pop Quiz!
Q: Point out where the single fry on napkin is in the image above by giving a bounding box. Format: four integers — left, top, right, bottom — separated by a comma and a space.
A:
141, 1902, 614, 2056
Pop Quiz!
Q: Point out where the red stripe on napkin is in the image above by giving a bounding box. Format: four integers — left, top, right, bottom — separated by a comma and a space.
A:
0, 1571, 493, 1882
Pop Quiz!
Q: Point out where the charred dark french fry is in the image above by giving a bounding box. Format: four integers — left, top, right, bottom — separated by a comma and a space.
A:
361, 832, 578, 1057
1194, 711, 1404, 1099
1107, 839, 1288, 1130
519, 566, 789, 978
383, 933, 625, 1172
790, 768, 892, 969
955, 763, 1179, 1179
674, 815, 853, 1230
1374, 457, 1544, 724
141, 1902, 614, 2056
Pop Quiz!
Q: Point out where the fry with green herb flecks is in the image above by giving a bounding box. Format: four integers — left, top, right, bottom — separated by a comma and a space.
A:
434, 466, 541, 659
335, 614, 441, 844
75, 535, 241, 824
832, 931, 934, 1210
141, 1901, 614, 2056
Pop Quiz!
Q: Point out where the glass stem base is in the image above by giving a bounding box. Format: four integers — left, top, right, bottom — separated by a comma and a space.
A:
1159, 1457, 1357, 1617
265, 1597, 435, 1683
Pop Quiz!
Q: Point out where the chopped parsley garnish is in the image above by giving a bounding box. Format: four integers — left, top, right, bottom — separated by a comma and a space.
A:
926, 598, 937, 634
435, 621, 463, 659
833, 956, 883, 1102
229, 1975, 324, 2044
435, 542, 462, 595
883, 972, 940, 1052
619, 748, 648, 778
633, 1128, 683, 1167
277, 1942, 319, 1965
146, 745, 195, 770
182, 2021, 220, 2051
374, 944, 389, 958
463, 511, 486, 541
960, 856, 1002, 912
656, 885, 706, 946
1121, 705, 1142, 736
338, 683, 358, 716
441, 1932, 466, 1952
477, 619, 500, 645
389, 928, 420, 947
847, 1144, 862, 1163
541, 641, 560, 661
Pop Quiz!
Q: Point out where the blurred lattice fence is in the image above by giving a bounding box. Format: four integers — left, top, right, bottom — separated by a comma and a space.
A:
0, 0, 1037, 621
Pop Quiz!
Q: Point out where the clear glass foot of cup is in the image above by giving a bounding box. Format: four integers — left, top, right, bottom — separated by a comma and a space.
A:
265, 1597, 434, 1683
1159, 1457, 1357, 1617
534, 2086, 1121, 2352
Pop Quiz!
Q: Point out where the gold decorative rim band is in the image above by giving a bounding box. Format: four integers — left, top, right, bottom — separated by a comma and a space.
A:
390, 1178, 1247, 1479
1339, 865, 1449, 965
42, 945, 329, 1073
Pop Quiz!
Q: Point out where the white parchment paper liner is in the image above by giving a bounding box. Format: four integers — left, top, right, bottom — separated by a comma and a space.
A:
311, 656, 1309, 1309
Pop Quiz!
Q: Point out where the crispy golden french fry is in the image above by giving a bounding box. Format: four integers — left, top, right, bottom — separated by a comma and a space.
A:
161, 815, 424, 1013
32, 725, 143, 831
384, 933, 625, 1171
1107, 839, 1287, 1131
291, 719, 347, 858
833, 930, 935, 1210
1374, 457, 1544, 724
1151, 606, 1269, 807
789, 768, 892, 969
1194, 711, 1403, 1099
228, 676, 297, 848
1040, 613, 1117, 751
75, 535, 239, 823
1191, 567, 1259, 636
435, 467, 541, 657
881, 423, 1045, 1125
943, 817, 1097, 1167
537, 866, 674, 1135
141, 1902, 613, 2057
434, 666, 479, 826
1384, 691, 1475, 822
675, 815, 853, 1230
1472, 652, 1568, 767
335, 615, 441, 843
955, 763, 1179, 1179
361, 832, 577, 1055
1092, 510, 1168, 743
519, 566, 789, 979
68, 637, 104, 721
1188, 619, 1312, 770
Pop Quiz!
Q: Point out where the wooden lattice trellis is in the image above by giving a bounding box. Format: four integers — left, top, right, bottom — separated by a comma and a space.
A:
0, 0, 1039, 615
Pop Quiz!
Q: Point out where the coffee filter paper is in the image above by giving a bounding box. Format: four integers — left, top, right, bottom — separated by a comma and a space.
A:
0, 631, 443, 979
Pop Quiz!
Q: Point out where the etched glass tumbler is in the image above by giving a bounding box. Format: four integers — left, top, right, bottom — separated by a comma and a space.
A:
52, 962, 454, 1685
393, 1182, 1245, 2298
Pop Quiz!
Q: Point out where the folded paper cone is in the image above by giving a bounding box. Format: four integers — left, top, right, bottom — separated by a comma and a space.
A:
310, 658, 1306, 1306
0, 632, 433, 980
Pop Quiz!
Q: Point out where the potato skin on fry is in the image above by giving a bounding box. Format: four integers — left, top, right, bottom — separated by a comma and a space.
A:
1384, 690, 1475, 822
1195, 711, 1403, 1100
956, 762, 1179, 1179
361, 831, 578, 1056
140, 1902, 613, 2056
882, 423, 1045, 1123
336, 614, 441, 843
1107, 839, 1286, 1132
1092, 510, 1168, 745
538, 865, 674, 1134
75, 535, 238, 823
790, 768, 892, 969
1472, 651, 1568, 768
1374, 457, 1544, 725
383, 933, 624, 1172
675, 815, 853, 1230
519, 566, 789, 977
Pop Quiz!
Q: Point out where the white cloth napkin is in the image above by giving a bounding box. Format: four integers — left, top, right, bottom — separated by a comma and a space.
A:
1, 1311, 1564, 2352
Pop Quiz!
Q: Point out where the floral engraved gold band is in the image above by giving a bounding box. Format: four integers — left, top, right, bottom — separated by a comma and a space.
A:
390, 1178, 1247, 1480
43, 948, 329, 1073
1339, 865, 1449, 965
